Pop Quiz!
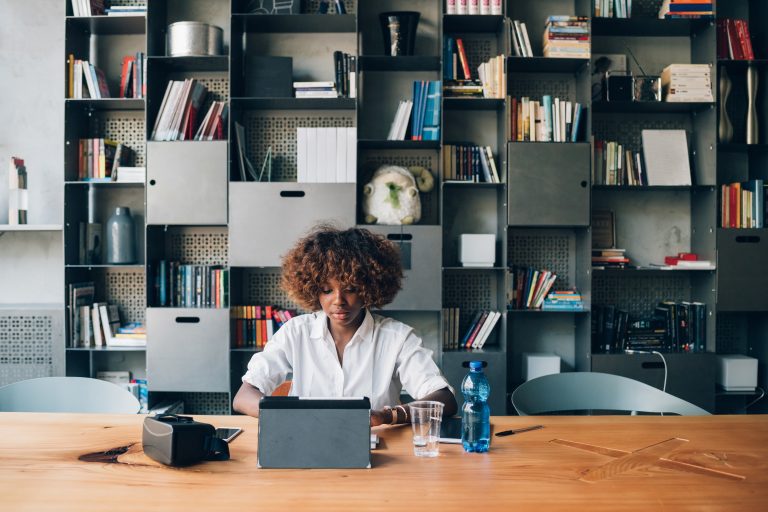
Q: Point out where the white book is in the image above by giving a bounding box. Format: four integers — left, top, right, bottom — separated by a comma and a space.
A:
446, 0, 457, 15
295, 91, 338, 98
193, 96, 214, 140
70, 0, 80, 16
553, 98, 560, 142
82, 60, 97, 99
292, 81, 336, 88
474, 311, 501, 349
468, 0, 480, 15
92, 302, 106, 347
387, 101, 405, 140
641, 129, 692, 186
73, 60, 83, 99
398, 100, 413, 140
560, 99, 567, 144
520, 22, 533, 57
157, 81, 182, 141
297, 127, 307, 183
491, 0, 502, 15
513, 21, 526, 56
80, 305, 92, 347
480, 0, 491, 15
306, 127, 317, 183
457, 0, 468, 15
529, 100, 537, 142
346, 127, 356, 183
336, 127, 347, 183
150, 81, 174, 140
168, 79, 192, 141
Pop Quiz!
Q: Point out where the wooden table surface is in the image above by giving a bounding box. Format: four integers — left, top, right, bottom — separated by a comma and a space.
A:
1, 413, 766, 511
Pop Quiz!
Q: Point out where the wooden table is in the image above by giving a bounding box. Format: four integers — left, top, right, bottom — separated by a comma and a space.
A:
1, 413, 766, 511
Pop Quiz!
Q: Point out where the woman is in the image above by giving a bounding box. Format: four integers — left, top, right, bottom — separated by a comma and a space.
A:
233, 225, 457, 425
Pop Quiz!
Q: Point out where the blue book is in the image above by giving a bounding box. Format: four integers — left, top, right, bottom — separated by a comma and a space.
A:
542, 95, 553, 142
159, 260, 167, 306
422, 126, 440, 141
571, 103, 583, 142
443, 38, 453, 80
669, 3, 713, 12
424, 80, 441, 128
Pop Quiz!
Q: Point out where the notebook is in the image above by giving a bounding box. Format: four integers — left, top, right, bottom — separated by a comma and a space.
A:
257, 396, 371, 469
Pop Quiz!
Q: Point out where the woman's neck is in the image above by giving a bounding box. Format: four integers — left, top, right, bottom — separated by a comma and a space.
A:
327, 309, 365, 346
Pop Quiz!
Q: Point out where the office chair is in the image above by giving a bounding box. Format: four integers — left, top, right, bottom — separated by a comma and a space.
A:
511, 372, 710, 416
0, 377, 141, 413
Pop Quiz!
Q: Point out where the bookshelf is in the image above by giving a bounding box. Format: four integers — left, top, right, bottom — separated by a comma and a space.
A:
53, 0, 767, 415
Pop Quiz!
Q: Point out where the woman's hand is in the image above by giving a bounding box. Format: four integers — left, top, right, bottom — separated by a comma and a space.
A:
370, 409, 392, 426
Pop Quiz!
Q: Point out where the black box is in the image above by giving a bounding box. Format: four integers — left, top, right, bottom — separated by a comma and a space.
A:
244, 56, 293, 97
606, 71, 633, 102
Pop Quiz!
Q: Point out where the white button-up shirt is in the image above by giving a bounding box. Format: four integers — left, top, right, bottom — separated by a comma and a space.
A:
242, 309, 451, 410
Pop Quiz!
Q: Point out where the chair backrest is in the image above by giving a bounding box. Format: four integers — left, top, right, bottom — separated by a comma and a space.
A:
0, 377, 141, 414
511, 372, 710, 416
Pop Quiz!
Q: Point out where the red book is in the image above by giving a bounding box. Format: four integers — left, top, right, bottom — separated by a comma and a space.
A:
726, 20, 745, 60
455, 38, 471, 80
735, 20, 755, 60
465, 311, 489, 349
729, 183, 739, 228
510, 97, 518, 142
716, 20, 729, 60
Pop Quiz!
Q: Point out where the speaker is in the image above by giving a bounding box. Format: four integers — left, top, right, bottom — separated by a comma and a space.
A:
606, 71, 633, 102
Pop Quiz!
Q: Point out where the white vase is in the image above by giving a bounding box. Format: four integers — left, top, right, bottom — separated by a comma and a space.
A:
746, 64, 759, 145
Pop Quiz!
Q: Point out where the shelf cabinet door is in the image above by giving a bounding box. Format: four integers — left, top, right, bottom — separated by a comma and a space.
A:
147, 141, 228, 225
366, 225, 442, 310
229, 182, 356, 267
717, 229, 768, 311
146, 308, 230, 392
508, 142, 590, 226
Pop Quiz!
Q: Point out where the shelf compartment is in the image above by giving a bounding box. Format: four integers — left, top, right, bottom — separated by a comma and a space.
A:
443, 15, 505, 33
444, 98, 504, 111
230, 97, 356, 110
507, 56, 589, 73
717, 229, 768, 312
146, 55, 229, 72
229, 182, 356, 267
66, 15, 146, 35
233, 13, 356, 33
358, 56, 441, 72
591, 17, 711, 37
146, 307, 230, 392
592, 101, 714, 114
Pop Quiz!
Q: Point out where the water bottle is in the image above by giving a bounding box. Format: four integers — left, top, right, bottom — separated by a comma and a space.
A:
461, 360, 491, 453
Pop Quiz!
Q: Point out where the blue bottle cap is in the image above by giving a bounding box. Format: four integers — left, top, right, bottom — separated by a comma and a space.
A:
469, 361, 484, 370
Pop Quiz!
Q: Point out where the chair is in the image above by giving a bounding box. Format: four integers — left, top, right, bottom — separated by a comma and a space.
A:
511, 372, 710, 416
0, 377, 141, 413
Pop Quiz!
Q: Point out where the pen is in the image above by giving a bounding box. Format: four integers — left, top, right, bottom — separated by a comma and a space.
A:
494, 424, 544, 437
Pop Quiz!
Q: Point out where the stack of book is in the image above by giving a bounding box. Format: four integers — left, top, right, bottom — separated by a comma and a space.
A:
442, 144, 500, 183
655, 300, 707, 353
593, 140, 645, 186
543, 16, 590, 59
445, 0, 502, 15
508, 266, 558, 310
67, 281, 146, 348
441, 307, 461, 350
77, 139, 133, 181
294, 81, 338, 98
721, 180, 765, 228
658, 253, 714, 270
592, 248, 629, 269
509, 96, 584, 143
594, 0, 632, 17
444, 37, 471, 80
659, 0, 714, 19
477, 55, 506, 99
154, 261, 229, 308
118, 53, 146, 99
510, 20, 533, 57
114, 166, 145, 183
661, 64, 713, 103
717, 19, 755, 60
541, 290, 584, 311
152, 81, 227, 141
105, 5, 147, 16
231, 306, 296, 349
386, 80, 441, 141
458, 310, 502, 350
443, 80, 484, 97
296, 127, 357, 183
333, 51, 357, 98
68, 58, 110, 99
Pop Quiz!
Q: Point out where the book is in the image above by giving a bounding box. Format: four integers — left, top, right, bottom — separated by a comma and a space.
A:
472, 311, 501, 349
641, 129, 692, 186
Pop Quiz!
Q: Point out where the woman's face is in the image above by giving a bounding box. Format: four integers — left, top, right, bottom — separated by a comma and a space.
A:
319, 278, 365, 332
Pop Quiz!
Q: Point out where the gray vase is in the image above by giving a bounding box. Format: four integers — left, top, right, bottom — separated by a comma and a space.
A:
746, 64, 759, 144
106, 206, 136, 264
718, 67, 734, 143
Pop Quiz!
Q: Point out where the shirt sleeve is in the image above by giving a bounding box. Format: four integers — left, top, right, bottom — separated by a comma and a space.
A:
241, 321, 294, 396
396, 328, 452, 400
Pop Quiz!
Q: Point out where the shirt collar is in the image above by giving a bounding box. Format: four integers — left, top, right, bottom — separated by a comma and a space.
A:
310, 309, 374, 345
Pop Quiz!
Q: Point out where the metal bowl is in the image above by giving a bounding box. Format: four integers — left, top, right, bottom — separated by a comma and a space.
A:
167, 21, 223, 57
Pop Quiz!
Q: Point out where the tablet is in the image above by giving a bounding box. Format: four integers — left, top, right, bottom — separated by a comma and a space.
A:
257, 396, 371, 469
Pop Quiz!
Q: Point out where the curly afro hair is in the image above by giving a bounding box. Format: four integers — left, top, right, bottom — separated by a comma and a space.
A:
281, 225, 404, 311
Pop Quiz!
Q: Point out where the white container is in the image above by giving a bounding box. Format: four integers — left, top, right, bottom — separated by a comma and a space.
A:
717, 355, 758, 391
523, 353, 561, 381
459, 233, 495, 267
167, 22, 223, 57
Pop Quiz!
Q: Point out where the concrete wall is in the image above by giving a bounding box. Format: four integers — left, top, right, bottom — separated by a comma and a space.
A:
0, 0, 64, 304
